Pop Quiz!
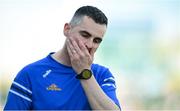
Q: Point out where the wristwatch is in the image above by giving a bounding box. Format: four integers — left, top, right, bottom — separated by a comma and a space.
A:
76, 69, 92, 80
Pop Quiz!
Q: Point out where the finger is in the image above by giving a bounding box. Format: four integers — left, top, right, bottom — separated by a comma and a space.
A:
67, 43, 73, 57
67, 39, 76, 55
78, 40, 90, 56
69, 37, 81, 54
67, 39, 76, 54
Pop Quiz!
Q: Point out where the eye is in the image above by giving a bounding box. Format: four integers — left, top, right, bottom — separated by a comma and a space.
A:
93, 38, 102, 44
81, 33, 89, 38
79, 31, 91, 38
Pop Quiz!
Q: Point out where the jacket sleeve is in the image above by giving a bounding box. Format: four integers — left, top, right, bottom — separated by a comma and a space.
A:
100, 69, 121, 110
4, 67, 32, 110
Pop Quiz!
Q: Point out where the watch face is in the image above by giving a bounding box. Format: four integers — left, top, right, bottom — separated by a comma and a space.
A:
82, 70, 91, 79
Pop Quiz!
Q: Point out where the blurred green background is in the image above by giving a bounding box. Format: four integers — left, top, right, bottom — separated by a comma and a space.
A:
0, 0, 180, 110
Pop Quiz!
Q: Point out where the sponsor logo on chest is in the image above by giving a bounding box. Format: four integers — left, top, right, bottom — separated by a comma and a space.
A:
46, 83, 61, 91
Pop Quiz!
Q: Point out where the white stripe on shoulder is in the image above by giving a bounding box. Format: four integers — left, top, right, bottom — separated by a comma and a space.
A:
13, 81, 32, 94
101, 83, 116, 88
103, 77, 115, 82
10, 89, 32, 102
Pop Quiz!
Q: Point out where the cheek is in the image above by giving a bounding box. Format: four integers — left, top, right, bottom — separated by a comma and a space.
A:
93, 44, 99, 50
95, 43, 100, 47
96, 45, 99, 49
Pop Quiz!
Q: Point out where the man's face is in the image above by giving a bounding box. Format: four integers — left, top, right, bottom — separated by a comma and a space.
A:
64, 16, 107, 54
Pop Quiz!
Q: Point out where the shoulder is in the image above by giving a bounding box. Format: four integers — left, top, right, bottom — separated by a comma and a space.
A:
91, 63, 109, 73
91, 63, 114, 82
22, 55, 49, 71
15, 56, 48, 80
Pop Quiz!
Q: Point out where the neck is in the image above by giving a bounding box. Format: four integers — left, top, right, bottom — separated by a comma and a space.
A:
52, 44, 71, 66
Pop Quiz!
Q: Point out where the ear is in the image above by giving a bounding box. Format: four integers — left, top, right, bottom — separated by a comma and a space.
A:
63, 23, 71, 37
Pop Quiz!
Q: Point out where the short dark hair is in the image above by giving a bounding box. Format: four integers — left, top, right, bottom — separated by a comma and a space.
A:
70, 6, 108, 26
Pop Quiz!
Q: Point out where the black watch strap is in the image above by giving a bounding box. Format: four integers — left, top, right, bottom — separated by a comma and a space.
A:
76, 69, 92, 80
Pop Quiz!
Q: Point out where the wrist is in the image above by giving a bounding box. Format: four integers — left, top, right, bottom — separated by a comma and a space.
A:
76, 67, 91, 75
76, 69, 92, 80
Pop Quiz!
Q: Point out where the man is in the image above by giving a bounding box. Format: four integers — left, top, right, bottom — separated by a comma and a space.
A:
4, 6, 121, 110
